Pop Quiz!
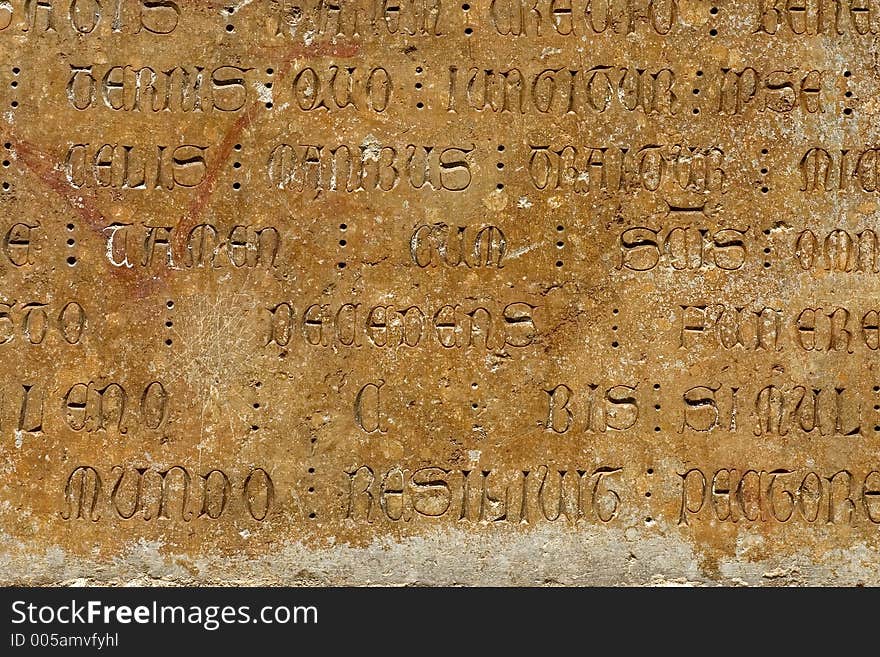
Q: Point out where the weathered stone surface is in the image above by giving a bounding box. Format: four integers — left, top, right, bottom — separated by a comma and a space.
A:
1, 0, 879, 586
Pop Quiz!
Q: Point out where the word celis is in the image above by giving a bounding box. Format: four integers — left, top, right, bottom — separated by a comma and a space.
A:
65, 142, 208, 189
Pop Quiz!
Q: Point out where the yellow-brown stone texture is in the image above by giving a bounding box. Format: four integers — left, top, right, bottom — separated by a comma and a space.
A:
1, 0, 879, 586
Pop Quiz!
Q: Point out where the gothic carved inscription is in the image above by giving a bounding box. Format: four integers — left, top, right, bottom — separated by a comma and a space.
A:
1, 0, 879, 585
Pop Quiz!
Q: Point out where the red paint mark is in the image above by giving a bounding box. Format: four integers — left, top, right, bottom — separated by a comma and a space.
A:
173, 111, 254, 253
184, 112, 252, 221
174, 39, 361, 247
9, 134, 161, 297
13, 137, 103, 230
3, 34, 363, 289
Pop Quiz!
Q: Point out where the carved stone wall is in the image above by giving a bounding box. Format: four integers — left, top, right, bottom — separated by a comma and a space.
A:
1, 0, 879, 585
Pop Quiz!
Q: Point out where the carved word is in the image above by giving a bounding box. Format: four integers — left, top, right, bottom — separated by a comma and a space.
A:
528, 144, 725, 194
799, 147, 880, 193
754, 0, 880, 35
346, 464, 623, 523
618, 226, 748, 271
542, 384, 638, 433
447, 66, 677, 115
355, 381, 386, 433
0, 301, 85, 345
679, 304, 880, 352
1, 222, 39, 266
103, 222, 279, 269
8, 379, 166, 441
717, 68, 824, 115
62, 465, 274, 521
266, 301, 539, 349
271, 0, 445, 38
794, 228, 880, 272
487, 0, 680, 35
286, 65, 392, 112
679, 468, 880, 525
410, 223, 507, 268
0, 0, 180, 35
676, 384, 862, 437
267, 143, 474, 194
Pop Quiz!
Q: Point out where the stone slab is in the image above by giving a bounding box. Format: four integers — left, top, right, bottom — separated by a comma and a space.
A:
1, 0, 879, 586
